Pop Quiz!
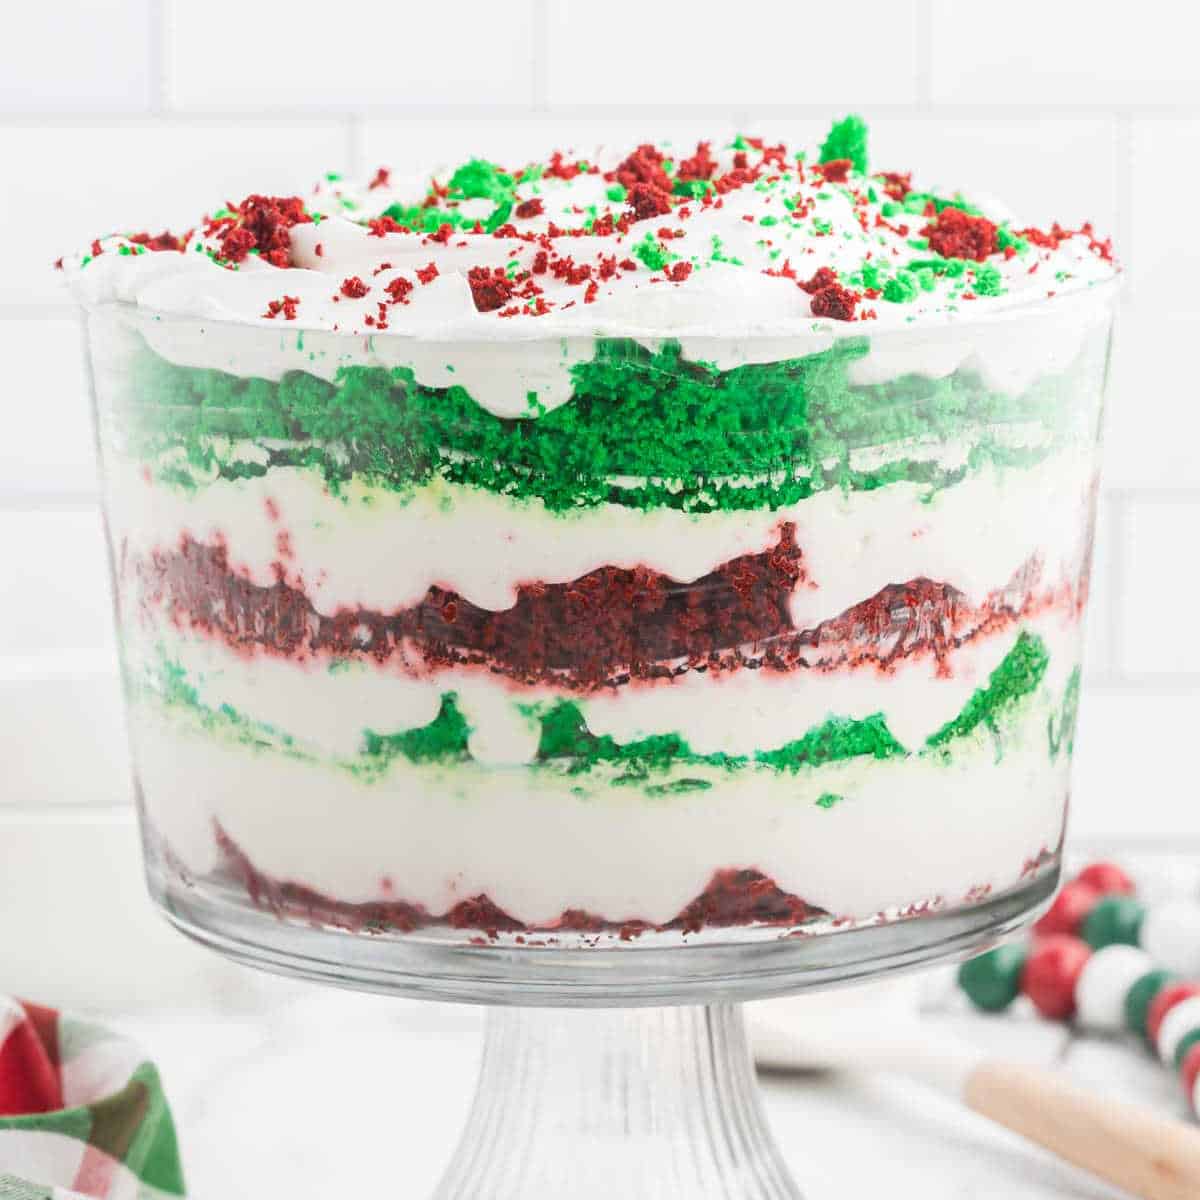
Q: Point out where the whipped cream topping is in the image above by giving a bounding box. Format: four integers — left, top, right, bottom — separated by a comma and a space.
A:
62, 118, 1118, 342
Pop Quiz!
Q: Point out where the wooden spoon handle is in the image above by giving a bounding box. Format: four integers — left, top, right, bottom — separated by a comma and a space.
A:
965, 1060, 1200, 1200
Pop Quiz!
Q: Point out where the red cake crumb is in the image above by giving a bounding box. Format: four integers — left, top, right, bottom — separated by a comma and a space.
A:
339, 275, 369, 299
626, 181, 673, 223
815, 158, 852, 183
368, 167, 391, 190
545, 151, 592, 180
676, 141, 717, 182
208, 194, 311, 268
384, 275, 413, 304
128, 230, 188, 252
666, 261, 692, 282
467, 266, 515, 312
416, 262, 439, 284
809, 282, 860, 321
922, 206, 999, 262
714, 166, 757, 195
613, 143, 673, 194
515, 197, 544, 218
877, 171, 912, 200
262, 295, 300, 320
798, 266, 839, 295
1018, 220, 1114, 263
367, 215, 404, 237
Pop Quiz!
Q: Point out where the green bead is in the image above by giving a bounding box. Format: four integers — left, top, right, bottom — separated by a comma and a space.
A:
958, 943, 1028, 1012
1125, 969, 1175, 1037
1175, 1028, 1200, 1070
1082, 895, 1146, 950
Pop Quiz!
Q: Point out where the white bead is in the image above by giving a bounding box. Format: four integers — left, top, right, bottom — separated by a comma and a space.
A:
1075, 945, 1154, 1032
1141, 902, 1200, 976
1157, 995, 1200, 1065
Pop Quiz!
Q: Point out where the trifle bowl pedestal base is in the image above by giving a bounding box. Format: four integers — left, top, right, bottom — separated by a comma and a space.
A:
435, 1004, 799, 1200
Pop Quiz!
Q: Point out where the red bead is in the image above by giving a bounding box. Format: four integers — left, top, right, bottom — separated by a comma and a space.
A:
1181, 1041, 1200, 1099
1033, 881, 1101, 937
1022, 935, 1092, 1020
1147, 983, 1200, 1045
1075, 862, 1136, 896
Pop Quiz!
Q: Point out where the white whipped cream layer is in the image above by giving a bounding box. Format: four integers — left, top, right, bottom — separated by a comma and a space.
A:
92, 285, 1114, 420
106, 446, 1097, 630
132, 649, 1073, 927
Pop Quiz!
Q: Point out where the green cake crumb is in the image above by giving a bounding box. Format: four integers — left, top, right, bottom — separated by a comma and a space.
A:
819, 115, 869, 174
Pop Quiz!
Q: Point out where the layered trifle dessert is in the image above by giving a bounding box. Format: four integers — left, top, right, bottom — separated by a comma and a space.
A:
66, 117, 1118, 944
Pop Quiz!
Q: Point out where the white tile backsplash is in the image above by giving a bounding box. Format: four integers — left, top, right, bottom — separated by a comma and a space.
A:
0, 3, 153, 113
1128, 119, 1200, 316
929, 1, 1200, 107
0, 666, 129, 807
0, 508, 114, 656
1120, 496, 1200, 676
1071, 686, 1200, 839
168, 0, 540, 110
545, 1, 920, 108
1103, 311, 1200, 490
362, 116, 747, 180
0, 318, 97, 497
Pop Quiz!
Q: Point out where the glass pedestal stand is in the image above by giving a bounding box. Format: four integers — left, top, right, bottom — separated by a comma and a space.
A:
152, 857, 1057, 1198
435, 1005, 797, 1199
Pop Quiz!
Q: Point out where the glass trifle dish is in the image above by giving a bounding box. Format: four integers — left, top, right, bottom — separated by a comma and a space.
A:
67, 116, 1117, 1195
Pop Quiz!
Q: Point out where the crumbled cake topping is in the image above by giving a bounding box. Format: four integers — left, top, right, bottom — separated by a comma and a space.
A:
59, 116, 1117, 335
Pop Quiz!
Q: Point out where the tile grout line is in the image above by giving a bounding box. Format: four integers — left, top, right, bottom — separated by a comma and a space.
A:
0, 804, 134, 822
148, 0, 171, 114
6, 105, 1200, 125
912, 0, 933, 109
530, 0, 549, 112
0, 491, 100, 511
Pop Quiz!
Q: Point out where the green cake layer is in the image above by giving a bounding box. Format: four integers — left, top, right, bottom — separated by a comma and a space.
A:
117, 337, 1089, 512
131, 630, 1078, 794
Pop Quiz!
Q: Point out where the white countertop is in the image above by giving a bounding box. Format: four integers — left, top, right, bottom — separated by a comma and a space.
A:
109, 967, 1179, 1199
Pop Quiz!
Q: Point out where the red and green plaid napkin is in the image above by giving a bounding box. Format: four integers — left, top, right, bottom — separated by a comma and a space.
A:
0, 997, 185, 1199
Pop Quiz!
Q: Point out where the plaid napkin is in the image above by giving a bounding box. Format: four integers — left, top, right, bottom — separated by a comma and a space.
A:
0, 998, 184, 1199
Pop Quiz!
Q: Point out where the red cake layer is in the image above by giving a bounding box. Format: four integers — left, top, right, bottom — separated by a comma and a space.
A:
126, 532, 1057, 687
213, 825, 818, 940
